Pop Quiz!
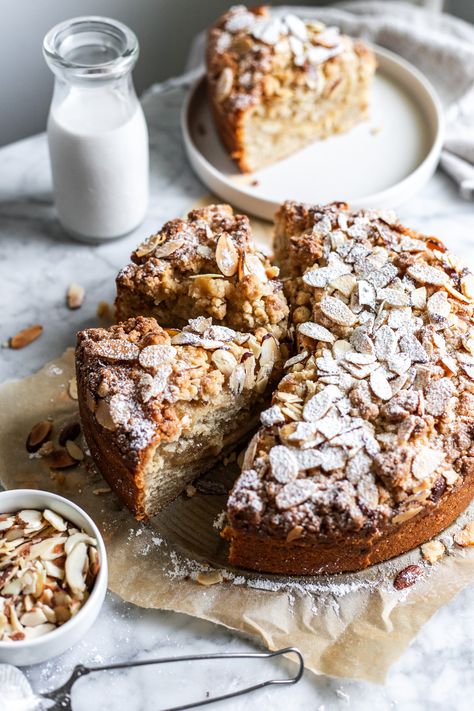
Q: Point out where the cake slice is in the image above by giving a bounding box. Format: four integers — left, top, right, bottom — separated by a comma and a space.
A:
207, 6, 376, 172
76, 315, 281, 519
115, 204, 288, 341
223, 201, 474, 574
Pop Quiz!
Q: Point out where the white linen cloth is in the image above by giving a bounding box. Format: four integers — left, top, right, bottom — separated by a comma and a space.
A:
185, 1, 474, 199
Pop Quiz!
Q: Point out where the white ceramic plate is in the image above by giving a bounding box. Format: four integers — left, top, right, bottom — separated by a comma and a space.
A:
181, 46, 444, 220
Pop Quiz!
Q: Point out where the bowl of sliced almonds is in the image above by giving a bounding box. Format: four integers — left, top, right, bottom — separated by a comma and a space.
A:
0, 489, 107, 665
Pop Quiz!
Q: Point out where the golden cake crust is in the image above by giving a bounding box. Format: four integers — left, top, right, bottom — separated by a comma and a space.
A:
225, 201, 474, 574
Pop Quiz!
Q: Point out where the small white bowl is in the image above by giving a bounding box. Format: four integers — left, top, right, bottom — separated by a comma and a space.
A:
0, 489, 108, 666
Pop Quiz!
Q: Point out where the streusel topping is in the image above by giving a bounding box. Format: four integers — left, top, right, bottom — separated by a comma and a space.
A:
77, 316, 281, 465
116, 204, 289, 339
228, 202, 474, 541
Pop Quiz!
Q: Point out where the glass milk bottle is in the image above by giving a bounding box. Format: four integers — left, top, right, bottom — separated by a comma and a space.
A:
43, 17, 149, 242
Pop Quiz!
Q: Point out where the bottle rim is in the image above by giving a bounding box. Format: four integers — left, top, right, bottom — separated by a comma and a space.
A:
43, 16, 139, 80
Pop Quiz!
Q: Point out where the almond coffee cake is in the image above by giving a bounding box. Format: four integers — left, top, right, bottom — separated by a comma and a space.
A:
207, 5, 376, 172
115, 204, 288, 341
76, 315, 282, 519
223, 201, 474, 574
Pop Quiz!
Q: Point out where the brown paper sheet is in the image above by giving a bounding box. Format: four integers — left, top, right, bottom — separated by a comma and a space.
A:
1, 349, 474, 683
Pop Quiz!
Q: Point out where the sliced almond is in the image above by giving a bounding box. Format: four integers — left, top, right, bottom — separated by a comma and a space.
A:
9, 324, 43, 349
286, 525, 304, 543
260, 334, 279, 369
20, 608, 48, 627
320, 296, 356, 327
27, 536, 66, 561
64, 533, 97, 556
241, 253, 268, 282
66, 283, 85, 310
65, 440, 84, 462
43, 509, 67, 532
26, 420, 53, 453
421, 540, 445, 564
95, 399, 116, 431
68, 377, 78, 400
17, 510, 43, 530
94, 340, 140, 361
43, 450, 77, 469
216, 233, 239, 277
211, 349, 237, 376
215, 67, 234, 102
196, 570, 224, 586
65, 541, 88, 595
153, 238, 185, 259
454, 521, 474, 547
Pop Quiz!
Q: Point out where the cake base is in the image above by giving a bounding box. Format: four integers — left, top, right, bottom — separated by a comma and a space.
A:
223, 463, 474, 575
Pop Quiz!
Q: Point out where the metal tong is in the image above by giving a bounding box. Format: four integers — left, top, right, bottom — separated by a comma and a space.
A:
40, 646, 304, 710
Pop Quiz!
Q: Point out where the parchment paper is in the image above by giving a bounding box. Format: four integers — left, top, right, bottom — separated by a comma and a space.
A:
1, 348, 474, 683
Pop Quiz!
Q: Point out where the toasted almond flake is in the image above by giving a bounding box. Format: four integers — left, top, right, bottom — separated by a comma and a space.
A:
284, 351, 308, 368
303, 385, 342, 422
68, 377, 78, 400
211, 349, 237, 377
216, 232, 239, 276
412, 447, 444, 480
92, 487, 112, 496
66, 283, 85, 310
139, 344, 177, 370
215, 67, 234, 102
260, 334, 279, 369
17, 510, 43, 530
43, 450, 77, 469
229, 363, 245, 395
241, 253, 268, 282
94, 339, 140, 361
26, 420, 52, 453
427, 291, 451, 319
10, 324, 43, 349
43, 509, 67, 532
20, 608, 48, 627
65, 541, 88, 594
58, 421, 81, 447
260, 404, 285, 427
461, 274, 474, 300
453, 521, 474, 547
331, 273, 356, 297
286, 525, 304, 543
407, 263, 448, 286
65, 440, 84, 462
392, 506, 424, 524
298, 322, 334, 343
320, 296, 356, 327
421, 540, 445, 564
269, 445, 299, 483
411, 287, 427, 309
95, 400, 116, 431
369, 369, 392, 401
196, 570, 224, 586
152, 238, 185, 259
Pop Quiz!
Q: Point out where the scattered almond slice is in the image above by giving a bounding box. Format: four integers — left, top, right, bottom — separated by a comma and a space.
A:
196, 570, 224, 586
421, 540, 445, 564
26, 420, 52, 453
68, 377, 78, 400
454, 521, 474, 547
65, 440, 84, 461
9, 324, 43, 349
66, 283, 85, 309
92, 487, 112, 496
43, 450, 77, 469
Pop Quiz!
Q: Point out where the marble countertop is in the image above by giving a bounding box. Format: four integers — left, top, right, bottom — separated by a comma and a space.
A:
1, 82, 474, 710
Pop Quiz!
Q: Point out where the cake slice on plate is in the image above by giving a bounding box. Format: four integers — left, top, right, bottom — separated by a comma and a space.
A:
223, 201, 474, 574
207, 5, 376, 172
76, 315, 281, 519
116, 203, 288, 341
